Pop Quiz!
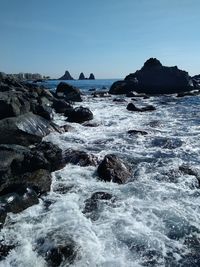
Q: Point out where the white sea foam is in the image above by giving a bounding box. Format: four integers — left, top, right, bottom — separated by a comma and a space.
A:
1, 94, 200, 266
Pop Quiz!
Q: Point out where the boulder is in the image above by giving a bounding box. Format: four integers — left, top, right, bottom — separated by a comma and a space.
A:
67, 107, 93, 123
78, 72, 86, 80
97, 154, 131, 184
109, 58, 194, 95
0, 144, 52, 195
89, 73, 95, 80
58, 70, 74, 80
127, 103, 156, 112
64, 149, 98, 166
52, 99, 73, 114
34, 142, 64, 171
0, 112, 61, 146
56, 82, 82, 102
31, 103, 53, 120
0, 91, 30, 119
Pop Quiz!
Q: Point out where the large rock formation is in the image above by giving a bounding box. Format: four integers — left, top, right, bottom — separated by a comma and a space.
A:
0, 112, 61, 146
58, 70, 74, 80
89, 73, 95, 80
109, 58, 194, 95
78, 72, 86, 80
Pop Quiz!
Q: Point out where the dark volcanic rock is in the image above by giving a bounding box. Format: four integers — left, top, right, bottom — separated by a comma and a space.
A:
78, 72, 86, 80
1, 188, 39, 214
67, 106, 93, 123
64, 149, 98, 166
0, 112, 61, 146
58, 70, 74, 80
31, 104, 53, 120
109, 58, 194, 95
56, 82, 82, 102
0, 207, 7, 227
128, 130, 148, 135
0, 91, 30, 119
34, 142, 64, 172
97, 154, 131, 184
0, 242, 15, 261
89, 73, 95, 80
0, 144, 52, 195
127, 103, 156, 112
52, 99, 73, 114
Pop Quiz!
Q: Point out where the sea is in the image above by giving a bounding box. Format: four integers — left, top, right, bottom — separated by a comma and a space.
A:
1, 79, 200, 267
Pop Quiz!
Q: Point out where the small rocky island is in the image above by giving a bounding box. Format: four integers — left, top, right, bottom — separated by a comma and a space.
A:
58, 70, 74, 80
78, 72, 95, 80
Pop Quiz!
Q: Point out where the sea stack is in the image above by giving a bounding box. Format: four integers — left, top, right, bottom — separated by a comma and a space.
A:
89, 73, 95, 80
79, 72, 86, 80
58, 70, 74, 80
109, 58, 194, 95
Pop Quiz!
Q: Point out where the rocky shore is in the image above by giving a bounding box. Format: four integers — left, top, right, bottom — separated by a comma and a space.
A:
0, 58, 200, 266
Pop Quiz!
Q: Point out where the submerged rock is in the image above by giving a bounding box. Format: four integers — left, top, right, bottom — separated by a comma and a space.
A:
152, 137, 183, 149
83, 192, 113, 214
56, 82, 82, 102
97, 154, 131, 184
37, 234, 78, 267
128, 130, 148, 135
109, 58, 194, 95
67, 106, 93, 123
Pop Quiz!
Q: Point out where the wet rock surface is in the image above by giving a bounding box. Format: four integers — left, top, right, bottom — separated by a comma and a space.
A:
66, 106, 93, 123
56, 82, 82, 102
0, 112, 61, 146
127, 103, 156, 112
97, 154, 131, 184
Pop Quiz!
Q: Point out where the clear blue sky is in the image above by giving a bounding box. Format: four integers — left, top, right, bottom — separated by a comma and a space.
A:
0, 0, 199, 79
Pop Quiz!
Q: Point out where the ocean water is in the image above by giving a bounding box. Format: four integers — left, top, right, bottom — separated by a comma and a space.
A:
43, 79, 119, 92
1, 81, 200, 267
